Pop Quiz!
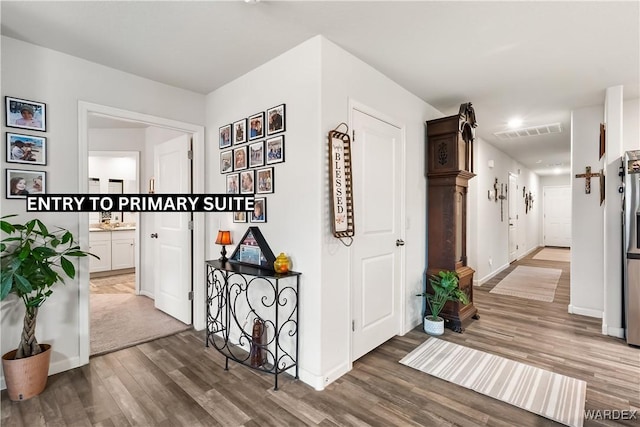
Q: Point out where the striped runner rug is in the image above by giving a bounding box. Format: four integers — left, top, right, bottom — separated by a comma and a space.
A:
490, 265, 561, 302
400, 338, 586, 427
533, 247, 571, 263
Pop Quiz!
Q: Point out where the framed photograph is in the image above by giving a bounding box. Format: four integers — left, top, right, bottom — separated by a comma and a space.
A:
220, 150, 233, 174
266, 135, 285, 165
240, 170, 254, 194
233, 118, 247, 145
233, 146, 248, 171
5, 97, 47, 132
226, 173, 239, 194
219, 124, 232, 149
267, 104, 285, 135
229, 226, 276, 269
249, 141, 264, 168
256, 167, 274, 194
248, 112, 265, 141
6, 133, 47, 165
250, 197, 267, 223
6, 169, 46, 198
233, 211, 247, 223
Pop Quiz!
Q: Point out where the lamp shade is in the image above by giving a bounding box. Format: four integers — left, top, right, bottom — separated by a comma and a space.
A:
215, 230, 232, 245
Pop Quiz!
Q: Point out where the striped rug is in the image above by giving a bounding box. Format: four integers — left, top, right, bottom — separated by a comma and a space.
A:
533, 247, 571, 262
490, 265, 561, 302
400, 338, 586, 427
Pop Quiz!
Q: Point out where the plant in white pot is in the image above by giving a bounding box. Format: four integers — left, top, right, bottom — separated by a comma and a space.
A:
417, 270, 469, 336
1, 215, 96, 401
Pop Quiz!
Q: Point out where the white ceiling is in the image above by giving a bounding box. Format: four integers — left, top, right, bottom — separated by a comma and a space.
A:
2, 1, 638, 176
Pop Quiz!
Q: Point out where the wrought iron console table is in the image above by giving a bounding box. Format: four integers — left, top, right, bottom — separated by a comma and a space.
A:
205, 260, 301, 390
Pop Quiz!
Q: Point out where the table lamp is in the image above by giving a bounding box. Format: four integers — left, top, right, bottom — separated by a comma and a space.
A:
215, 230, 232, 262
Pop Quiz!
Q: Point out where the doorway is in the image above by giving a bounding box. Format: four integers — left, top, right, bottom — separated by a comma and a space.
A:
78, 101, 205, 365
543, 186, 572, 247
508, 173, 518, 262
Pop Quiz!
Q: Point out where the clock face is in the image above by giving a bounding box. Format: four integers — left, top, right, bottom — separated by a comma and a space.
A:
629, 160, 640, 174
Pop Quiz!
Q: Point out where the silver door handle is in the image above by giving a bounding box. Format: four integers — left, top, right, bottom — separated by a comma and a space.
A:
396, 239, 405, 246
150, 233, 158, 238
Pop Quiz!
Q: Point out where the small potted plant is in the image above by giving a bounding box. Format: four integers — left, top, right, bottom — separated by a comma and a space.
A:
1, 215, 96, 401
417, 270, 469, 335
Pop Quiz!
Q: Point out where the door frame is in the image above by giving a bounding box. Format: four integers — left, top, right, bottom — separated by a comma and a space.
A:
542, 185, 571, 247
508, 172, 518, 262
78, 101, 205, 366
348, 99, 406, 364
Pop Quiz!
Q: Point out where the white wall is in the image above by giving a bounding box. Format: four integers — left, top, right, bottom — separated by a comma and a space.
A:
1, 36, 205, 387
541, 174, 570, 187
570, 104, 605, 318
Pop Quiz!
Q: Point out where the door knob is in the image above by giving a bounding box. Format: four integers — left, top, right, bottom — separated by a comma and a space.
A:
150, 233, 158, 238
396, 239, 405, 246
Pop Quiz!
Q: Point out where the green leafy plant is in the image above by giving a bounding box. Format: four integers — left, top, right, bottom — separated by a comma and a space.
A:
1, 215, 97, 359
417, 270, 469, 321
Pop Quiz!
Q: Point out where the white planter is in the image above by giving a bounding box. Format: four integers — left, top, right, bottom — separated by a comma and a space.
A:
423, 316, 444, 335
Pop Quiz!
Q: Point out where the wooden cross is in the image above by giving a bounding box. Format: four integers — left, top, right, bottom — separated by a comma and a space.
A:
575, 166, 601, 194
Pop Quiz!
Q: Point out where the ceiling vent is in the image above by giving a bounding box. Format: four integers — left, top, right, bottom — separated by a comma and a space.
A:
494, 123, 562, 140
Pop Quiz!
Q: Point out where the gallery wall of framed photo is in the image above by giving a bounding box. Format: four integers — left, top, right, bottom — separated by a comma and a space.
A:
220, 103, 285, 224
4, 96, 48, 199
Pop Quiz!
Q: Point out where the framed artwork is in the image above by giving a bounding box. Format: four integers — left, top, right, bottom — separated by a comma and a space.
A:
5, 96, 46, 132
250, 197, 267, 223
599, 123, 606, 160
226, 173, 239, 194
266, 104, 285, 135
233, 146, 248, 171
249, 141, 264, 168
266, 135, 285, 165
6, 132, 47, 165
220, 150, 233, 174
256, 167, 274, 194
248, 112, 265, 141
240, 170, 254, 194
233, 118, 247, 145
233, 211, 247, 223
229, 226, 276, 269
219, 124, 232, 149
6, 169, 46, 198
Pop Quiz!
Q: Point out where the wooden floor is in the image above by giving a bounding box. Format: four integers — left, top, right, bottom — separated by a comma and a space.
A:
2, 248, 639, 426
90, 273, 135, 294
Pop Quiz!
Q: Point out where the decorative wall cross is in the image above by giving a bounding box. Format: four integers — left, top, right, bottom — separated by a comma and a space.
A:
575, 166, 601, 194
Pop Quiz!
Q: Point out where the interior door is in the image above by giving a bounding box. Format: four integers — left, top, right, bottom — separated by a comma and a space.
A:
351, 109, 403, 361
508, 173, 518, 262
544, 186, 571, 247
153, 134, 192, 324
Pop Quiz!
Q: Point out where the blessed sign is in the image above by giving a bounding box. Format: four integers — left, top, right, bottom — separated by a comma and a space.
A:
328, 125, 354, 244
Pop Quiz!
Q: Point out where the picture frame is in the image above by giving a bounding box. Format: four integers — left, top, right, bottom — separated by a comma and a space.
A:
228, 226, 276, 269
249, 141, 264, 168
233, 211, 247, 223
256, 167, 274, 194
248, 112, 265, 141
226, 173, 239, 194
250, 197, 267, 223
5, 96, 47, 132
240, 170, 254, 194
266, 135, 285, 165
220, 150, 233, 174
266, 104, 285, 135
233, 146, 248, 171
6, 132, 47, 165
233, 118, 247, 145
219, 124, 232, 149
6, 169, 46, 199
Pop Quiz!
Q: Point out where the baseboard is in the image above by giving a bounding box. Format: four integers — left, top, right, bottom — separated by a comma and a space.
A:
568, 304, 602, 318
606, 326, 625, 339
139, 290, 154, 299
298, 367, 333, 391
1, 356, 81, 390
519, 245, 541, 259
476, 262, 510, 286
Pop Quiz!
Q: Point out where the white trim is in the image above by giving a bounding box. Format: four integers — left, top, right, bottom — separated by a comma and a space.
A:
568, 304, 603, 319
518, 245, 540, 260
475, 262, 510, 286
297, 368, 330, 391
508, 172, 518, 262
78, 101, 205, 369
606, 326, 625, 338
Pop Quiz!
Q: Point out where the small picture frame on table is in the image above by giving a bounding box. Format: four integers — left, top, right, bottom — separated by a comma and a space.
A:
256, 167, 274, 194
220, 150, 233, 174
233, 118, 247, 145
249, 141, 264, 168
6, 132, 47, 165
266, 135, 285, 165
5, 96, 46, 132
250, 197, 267, 223
248, 112, 265, 141
266, 104, 285, 135
219, 124, 232, 149
229, 226, 276, 269
6, 169, 46, 198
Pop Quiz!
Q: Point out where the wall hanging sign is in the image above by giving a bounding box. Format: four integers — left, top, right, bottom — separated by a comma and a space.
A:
328, 123, 354, 246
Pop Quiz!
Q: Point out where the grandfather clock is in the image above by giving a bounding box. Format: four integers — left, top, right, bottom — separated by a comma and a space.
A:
425, 102, 479, 332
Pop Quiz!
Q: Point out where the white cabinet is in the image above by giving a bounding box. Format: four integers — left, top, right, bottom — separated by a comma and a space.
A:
89, 232, 112, 273
90, 230, 136, 273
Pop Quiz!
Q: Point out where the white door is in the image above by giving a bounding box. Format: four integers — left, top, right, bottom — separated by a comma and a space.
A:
351, 109, 403, 361
508, 173, 518, 262
153, 134, 192, 324
544, 186, 572, 247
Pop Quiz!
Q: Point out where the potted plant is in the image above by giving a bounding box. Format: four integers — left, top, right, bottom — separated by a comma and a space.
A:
417, 270, 469, 335
1, 215, 96, 401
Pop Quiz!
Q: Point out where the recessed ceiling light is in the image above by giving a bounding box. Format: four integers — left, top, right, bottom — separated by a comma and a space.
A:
508, 118, 523, 128
536, 160, 542, 164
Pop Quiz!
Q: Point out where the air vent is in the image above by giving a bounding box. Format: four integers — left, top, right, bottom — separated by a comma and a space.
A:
494, 123, 562, 140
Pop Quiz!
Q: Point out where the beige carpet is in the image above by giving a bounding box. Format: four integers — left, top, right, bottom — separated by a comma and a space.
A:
400, 338, 586, 427
533, 247, 571, 263
90, 293, 191, 356
490, 265, 561, 302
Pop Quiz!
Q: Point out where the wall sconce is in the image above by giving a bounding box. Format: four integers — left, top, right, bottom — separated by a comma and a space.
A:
215, 230, 233, 263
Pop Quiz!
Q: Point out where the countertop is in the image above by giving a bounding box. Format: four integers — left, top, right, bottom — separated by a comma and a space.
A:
89, 226, 136, 232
